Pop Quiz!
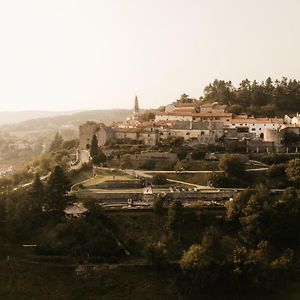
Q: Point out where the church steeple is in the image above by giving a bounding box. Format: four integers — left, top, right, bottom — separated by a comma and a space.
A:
134, 95, 139, 114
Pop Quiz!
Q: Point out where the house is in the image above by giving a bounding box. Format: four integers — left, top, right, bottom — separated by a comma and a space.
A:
226, 117, 283, 138
165, 120, 224, 143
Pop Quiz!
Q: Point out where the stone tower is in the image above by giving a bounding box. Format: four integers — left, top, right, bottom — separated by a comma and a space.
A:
134, 95, 139, 114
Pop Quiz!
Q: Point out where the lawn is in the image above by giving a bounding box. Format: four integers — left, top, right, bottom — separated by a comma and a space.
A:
71, 169, 93, 184
83, 169, 135, 188
165, 173, 212, 186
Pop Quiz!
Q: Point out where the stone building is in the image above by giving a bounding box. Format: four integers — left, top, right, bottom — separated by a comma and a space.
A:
79, 122, 114, 150
156, 120, 224, 143
264, 128, 284, 146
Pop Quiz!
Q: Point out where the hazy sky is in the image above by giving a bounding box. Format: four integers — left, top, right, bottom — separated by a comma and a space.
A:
0, 0, 299, 111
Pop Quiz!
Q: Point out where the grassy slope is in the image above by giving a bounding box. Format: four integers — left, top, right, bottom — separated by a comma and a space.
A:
83, 174, 134, 187
0, 261, 182, 300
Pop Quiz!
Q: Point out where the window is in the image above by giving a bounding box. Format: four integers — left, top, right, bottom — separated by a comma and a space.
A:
252, 128, 256, 131
186, 132, 190, 135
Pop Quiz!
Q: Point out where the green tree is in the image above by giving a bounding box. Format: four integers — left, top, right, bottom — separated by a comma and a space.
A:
219, 154, 246, 177
152, 195, 165, 214
92, 149, 107, 165
27, 173, 44, 214
50, 132, 64, 152
152, 174, 167, 185
179, 93, 190, 103
120, 154, 133, 169
191, 149, 206, 160
139, 159, 156, 170
90, 134, 99, 159
167, 200, 184, 234
177, 149, 188, 161
180, 244, 220, 291
203, 79, 235, 105
141, 111, 155, 121
45, 166, 72, 212
62, 139, 79, 150
174, 161, 183, 173
286, 159, 300, 186
144, 241, 168, 269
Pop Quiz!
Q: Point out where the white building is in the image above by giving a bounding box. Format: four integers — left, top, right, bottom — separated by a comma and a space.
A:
227, 117, 283, 138
284, 113, 300, 125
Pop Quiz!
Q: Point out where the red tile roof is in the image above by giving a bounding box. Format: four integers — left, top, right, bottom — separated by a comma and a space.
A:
113, 127, 142, 133
230, 117, 283, 124
156, 111, 232, 117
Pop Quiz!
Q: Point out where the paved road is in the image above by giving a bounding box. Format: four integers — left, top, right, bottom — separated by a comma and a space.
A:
128, 168, 268, 175
11, 173, 51, 191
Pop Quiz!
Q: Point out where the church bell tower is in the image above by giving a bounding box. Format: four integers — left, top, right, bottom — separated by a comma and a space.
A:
134, 95, 139, 115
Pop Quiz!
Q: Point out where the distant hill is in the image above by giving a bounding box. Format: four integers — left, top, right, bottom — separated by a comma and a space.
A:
0, 111, 79, 125
0, 109, 131, 132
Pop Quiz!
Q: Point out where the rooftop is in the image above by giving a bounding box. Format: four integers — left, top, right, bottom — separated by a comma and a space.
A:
156, 111, 232, 117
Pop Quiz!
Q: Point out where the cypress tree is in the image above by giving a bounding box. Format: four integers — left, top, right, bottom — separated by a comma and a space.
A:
45, 166, 72, 212
90, 134, 99, 158
27, 173, 44, 214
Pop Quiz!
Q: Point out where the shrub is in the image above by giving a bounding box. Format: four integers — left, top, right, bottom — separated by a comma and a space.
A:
153, 196, 165, 214
191, 150, 206, 160
153, 174, 167, 185
177, 149, 188, 161
139, 159, 156, 170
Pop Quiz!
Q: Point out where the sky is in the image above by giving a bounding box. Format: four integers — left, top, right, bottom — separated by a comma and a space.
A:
0, 0, 299, 111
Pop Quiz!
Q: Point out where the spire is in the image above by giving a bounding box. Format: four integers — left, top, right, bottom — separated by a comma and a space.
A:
134, 95, 139, 114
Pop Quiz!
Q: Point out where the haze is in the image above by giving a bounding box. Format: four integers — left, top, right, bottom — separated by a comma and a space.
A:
0, 0, 299, 111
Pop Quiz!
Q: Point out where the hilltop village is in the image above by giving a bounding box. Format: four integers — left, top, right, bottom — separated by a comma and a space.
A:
1, 94, 300, 300
79, 96, 300, 153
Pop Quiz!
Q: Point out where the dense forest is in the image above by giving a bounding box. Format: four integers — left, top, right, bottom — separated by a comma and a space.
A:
201, 77, 300, 117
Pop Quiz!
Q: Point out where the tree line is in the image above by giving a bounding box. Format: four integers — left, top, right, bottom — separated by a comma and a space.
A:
176, 77, 300, 117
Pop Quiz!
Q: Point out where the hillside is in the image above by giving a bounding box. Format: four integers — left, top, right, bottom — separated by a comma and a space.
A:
1, 109, 131, 132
